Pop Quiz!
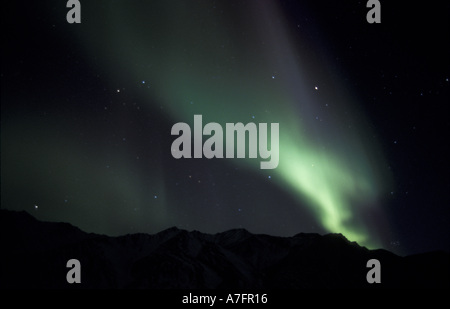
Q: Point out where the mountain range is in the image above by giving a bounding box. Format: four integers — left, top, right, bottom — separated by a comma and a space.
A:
1, 209, 448, 289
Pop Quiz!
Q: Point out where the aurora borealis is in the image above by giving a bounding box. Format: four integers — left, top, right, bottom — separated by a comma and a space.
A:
1, 0, 449, 256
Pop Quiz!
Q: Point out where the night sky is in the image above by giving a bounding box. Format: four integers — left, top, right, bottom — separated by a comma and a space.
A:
1, 0, 449, 256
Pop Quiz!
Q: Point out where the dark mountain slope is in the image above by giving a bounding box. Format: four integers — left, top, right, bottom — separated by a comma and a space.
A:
1, 209, 448, 289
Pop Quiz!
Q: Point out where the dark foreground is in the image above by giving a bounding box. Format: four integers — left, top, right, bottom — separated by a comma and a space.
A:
1, 209, 448, 289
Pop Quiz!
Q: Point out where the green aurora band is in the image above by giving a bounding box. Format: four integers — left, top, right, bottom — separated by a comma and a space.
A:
76, 1, 391, 248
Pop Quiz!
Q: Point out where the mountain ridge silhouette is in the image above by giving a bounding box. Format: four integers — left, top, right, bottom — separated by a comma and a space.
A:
1, 209, 448, 288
